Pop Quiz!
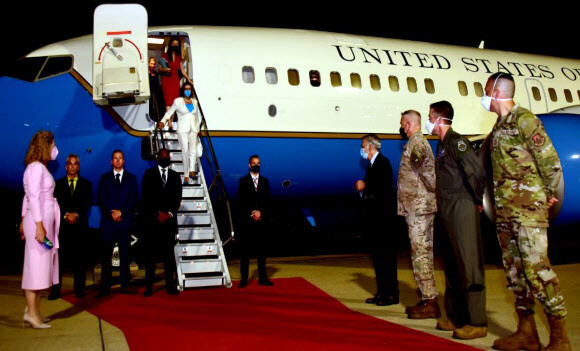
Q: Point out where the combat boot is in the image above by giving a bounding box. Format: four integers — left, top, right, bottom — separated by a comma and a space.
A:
545, 315, 572, 351
453, 325, 487, 340
492, 310, 541, 351
407, 297, 441, 319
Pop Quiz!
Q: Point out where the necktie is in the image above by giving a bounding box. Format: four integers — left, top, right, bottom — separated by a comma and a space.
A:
253, 177, 258, 191
69, 179, 75, 193
162, 168, 167, 186
116, 173, 121, 185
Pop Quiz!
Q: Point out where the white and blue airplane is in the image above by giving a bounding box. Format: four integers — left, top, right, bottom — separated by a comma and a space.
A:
1, 4, 579, 233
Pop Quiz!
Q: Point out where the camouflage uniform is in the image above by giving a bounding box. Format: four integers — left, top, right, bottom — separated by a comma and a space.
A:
398, 131, 437, 299
490, 104, 566, 317
436, 128, 487, 327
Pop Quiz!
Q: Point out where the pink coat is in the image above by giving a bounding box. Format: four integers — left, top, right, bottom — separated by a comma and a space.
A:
21, 162, 60, 290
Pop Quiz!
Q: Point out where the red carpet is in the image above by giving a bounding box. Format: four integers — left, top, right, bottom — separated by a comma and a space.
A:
64, 278, 478, 350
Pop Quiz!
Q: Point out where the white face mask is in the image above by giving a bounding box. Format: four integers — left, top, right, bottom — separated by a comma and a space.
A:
481, 74, 513, 111
425, 117, 451, 135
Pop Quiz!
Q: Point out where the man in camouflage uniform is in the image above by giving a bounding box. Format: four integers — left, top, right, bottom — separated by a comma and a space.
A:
397, 110, 440, 319
429, 100, 488, 340
483, 72, 570, 351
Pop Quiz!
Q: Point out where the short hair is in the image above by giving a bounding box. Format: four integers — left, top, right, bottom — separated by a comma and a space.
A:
111, 149, 124, 159
362, 134, 381, 151
430, 100, 454, 121
489, 72, 514, 83
157, 148, 169, 157
488, 72, 515, 97
401, 109, 421, 124
66, 154, 80, 164
249, 154, 260, 163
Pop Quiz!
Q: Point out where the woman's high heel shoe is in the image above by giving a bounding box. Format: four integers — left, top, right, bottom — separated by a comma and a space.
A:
23, 312, 51, 329
24, 307, 50, 323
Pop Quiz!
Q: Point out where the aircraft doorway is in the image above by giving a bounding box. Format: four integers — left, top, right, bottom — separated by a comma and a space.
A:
524, 78, 548, 114
147, 32, 194, 123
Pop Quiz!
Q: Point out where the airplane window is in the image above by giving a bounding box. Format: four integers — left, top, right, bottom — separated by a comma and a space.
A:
473, 82, 483, 97
458, 81, 468, 96
564, 89, 573, 103
7, 55, 73, 82
370, 75, 381, 90
330, 72, 342, 87
532, 87, 541, 101
549, 88, 557, 102
288, 69, 300, 86
425, 78, 435, 94
310, 70, 321, 87
407, 77, 418, 93
265, 67, 278, 84
351, 73, 362, 89
37, 56, 74, 80
242, 66, 255, 83
389, 76, 399, 92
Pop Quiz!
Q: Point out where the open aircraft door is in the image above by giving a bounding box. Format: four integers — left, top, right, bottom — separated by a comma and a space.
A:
524, 78, 548, 114
93, 4, 149, 106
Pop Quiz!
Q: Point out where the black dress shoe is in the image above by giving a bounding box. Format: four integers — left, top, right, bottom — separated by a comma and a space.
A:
238, 280, 248, 288
143, 287, 153, 297
119, 286, 138, 295
258, 279, 274, 286
96, 289, 110, 298
74, 291, 86, 298
376, 296, 399, 306
166, 288, 180, 295
366, 295, 380, 304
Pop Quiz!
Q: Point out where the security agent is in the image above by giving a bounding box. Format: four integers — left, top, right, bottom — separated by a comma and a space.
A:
356, 134, 398, 306
427, 100, 487, 340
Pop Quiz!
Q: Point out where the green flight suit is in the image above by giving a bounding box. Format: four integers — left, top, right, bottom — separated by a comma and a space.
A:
436, 127, 487, 327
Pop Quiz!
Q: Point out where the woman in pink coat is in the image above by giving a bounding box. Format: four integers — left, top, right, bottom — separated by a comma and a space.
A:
20, 130, 60, 329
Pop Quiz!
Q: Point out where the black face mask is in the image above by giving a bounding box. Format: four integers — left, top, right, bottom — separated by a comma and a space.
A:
158, 158, 171, 168
251, 165, 260, 173
171, 46, 181, 55
399, 127, 408, 140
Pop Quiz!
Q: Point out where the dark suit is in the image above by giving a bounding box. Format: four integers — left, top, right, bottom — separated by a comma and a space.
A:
362, 152, 398, 298
97, 170, 138, 290
141, 166, 182, 290
237, 173, 271, 282
52, 176, 92, 295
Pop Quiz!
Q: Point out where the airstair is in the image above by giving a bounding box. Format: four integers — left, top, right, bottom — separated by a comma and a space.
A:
149, 98, 235, 289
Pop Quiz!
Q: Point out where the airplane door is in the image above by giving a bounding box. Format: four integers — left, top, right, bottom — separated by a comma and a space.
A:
93, 4, 149, 106
524, 78, 548, 114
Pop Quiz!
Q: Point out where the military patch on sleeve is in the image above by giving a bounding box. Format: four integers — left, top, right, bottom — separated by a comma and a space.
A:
532, 133, 545, 147
411, 149, 425, 167
457, 140, 467, 152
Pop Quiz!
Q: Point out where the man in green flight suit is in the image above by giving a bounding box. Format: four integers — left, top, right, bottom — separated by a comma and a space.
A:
428, 100, 488, 340
482, 72, 570, 351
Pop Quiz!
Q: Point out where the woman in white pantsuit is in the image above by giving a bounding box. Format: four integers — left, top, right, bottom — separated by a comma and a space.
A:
157, 82, 202, 183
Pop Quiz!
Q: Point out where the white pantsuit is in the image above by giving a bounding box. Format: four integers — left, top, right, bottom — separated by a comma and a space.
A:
161, 97, 202, 175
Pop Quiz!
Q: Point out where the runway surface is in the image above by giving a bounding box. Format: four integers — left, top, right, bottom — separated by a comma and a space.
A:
1, 254, 578, 350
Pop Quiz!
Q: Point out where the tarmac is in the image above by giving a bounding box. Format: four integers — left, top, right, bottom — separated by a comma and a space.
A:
1, 254, 578, 350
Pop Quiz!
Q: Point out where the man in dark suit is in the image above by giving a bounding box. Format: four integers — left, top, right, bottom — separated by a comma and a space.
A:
49, 154, 92, 299
356, 134, 398, 306
96, 150, 139, 297
142, 149, 182, 296
236, 154, 273, 288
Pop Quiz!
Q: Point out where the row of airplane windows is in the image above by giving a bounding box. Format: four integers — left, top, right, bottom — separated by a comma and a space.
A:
241, 66, 580, 103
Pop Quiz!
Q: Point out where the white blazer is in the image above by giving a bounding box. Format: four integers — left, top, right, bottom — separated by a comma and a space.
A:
161, 97, 202, 133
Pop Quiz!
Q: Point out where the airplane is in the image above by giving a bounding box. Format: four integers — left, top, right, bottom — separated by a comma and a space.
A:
1, 4, 579, 250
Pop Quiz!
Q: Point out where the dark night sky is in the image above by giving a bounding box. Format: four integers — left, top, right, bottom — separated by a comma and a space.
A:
3, 1, 580, 70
